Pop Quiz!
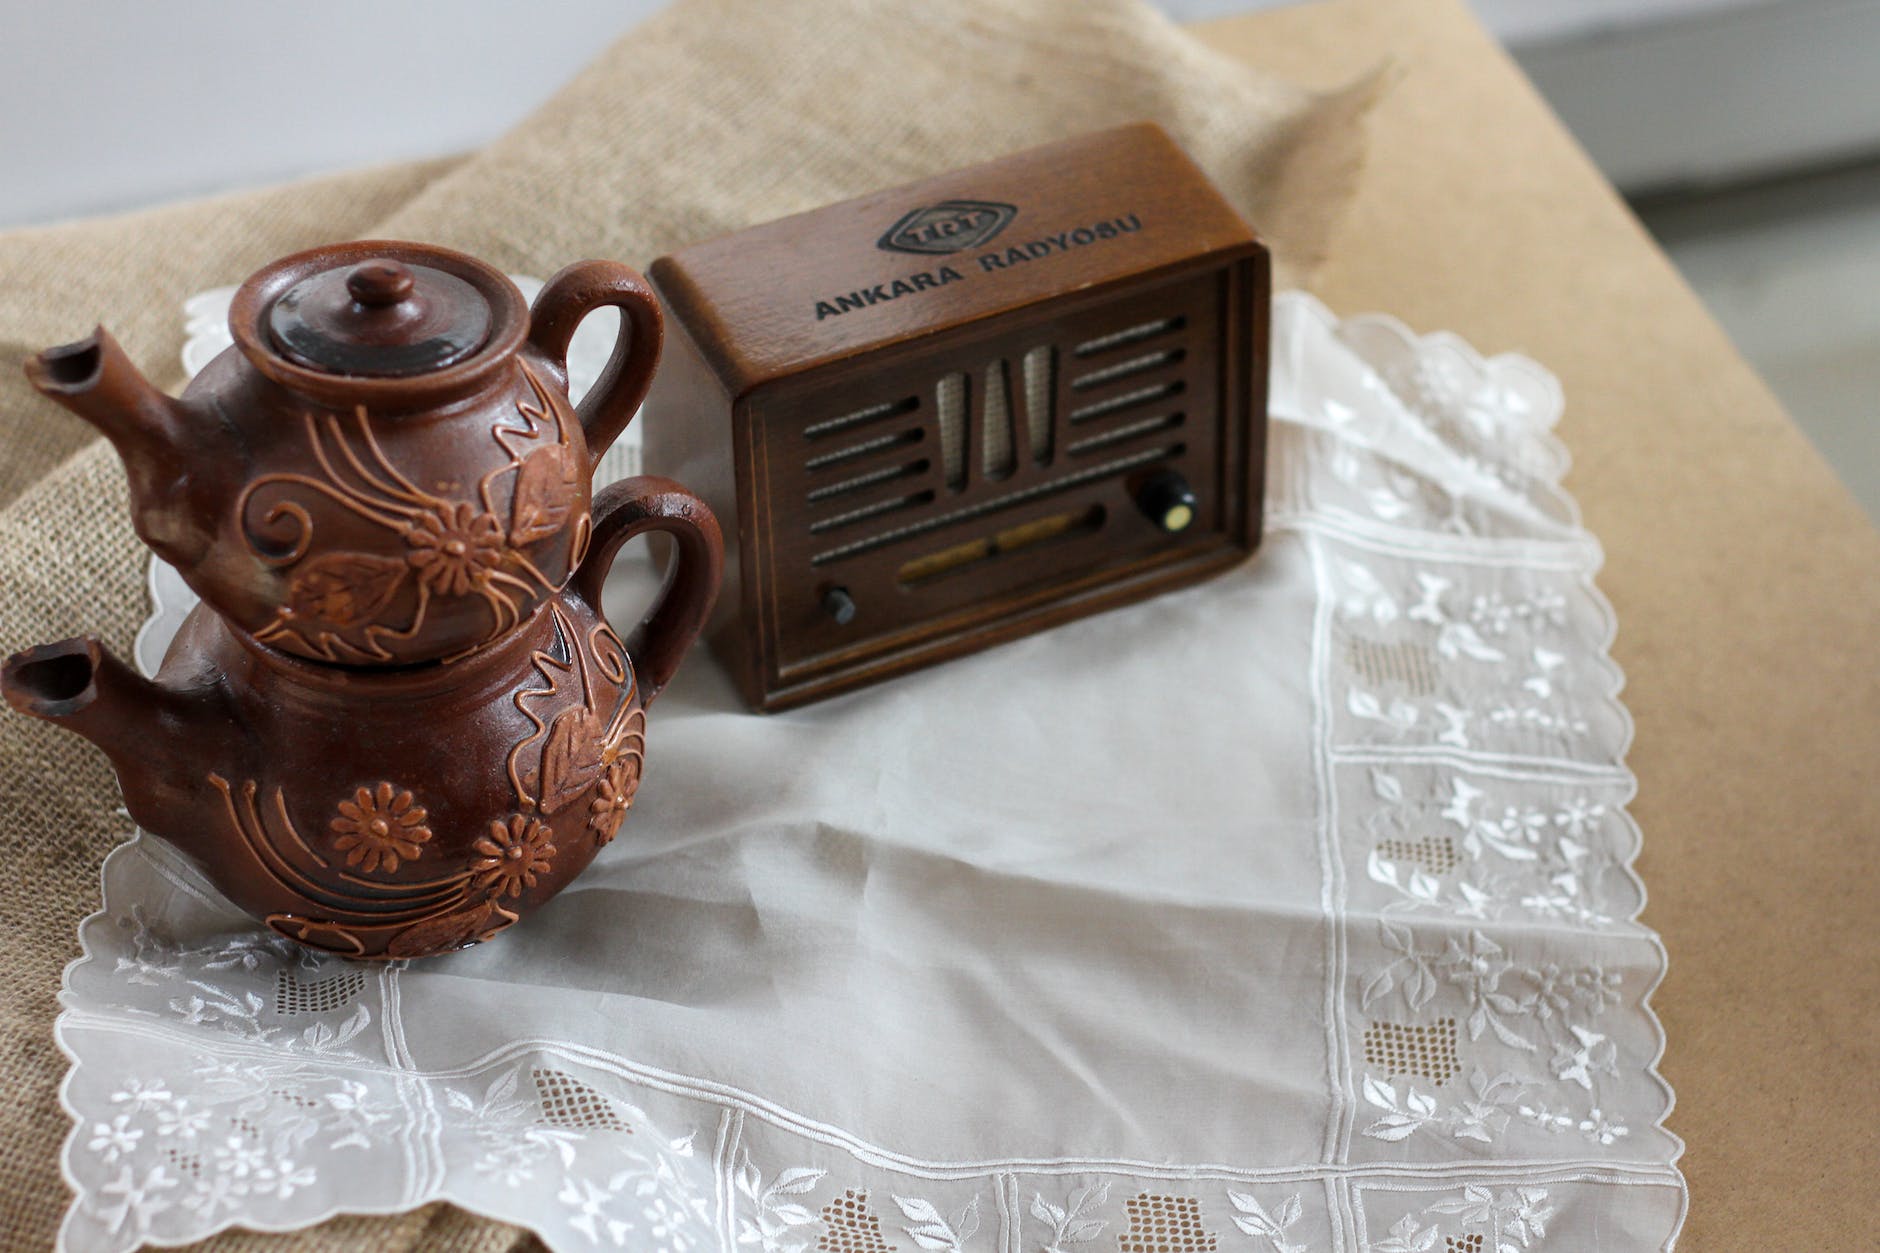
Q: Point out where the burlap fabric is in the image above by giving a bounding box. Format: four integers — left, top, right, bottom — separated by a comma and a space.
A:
0, 1, 1373, 1247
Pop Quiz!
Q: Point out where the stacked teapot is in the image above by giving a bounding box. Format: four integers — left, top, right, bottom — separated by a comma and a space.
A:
2, 241, 723, 959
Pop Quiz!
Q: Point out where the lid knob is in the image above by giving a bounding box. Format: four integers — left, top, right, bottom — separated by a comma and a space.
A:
267, 257, 493, 377
346, 260, 416, 308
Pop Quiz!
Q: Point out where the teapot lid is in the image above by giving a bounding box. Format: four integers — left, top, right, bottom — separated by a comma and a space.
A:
265, 258, 492, 377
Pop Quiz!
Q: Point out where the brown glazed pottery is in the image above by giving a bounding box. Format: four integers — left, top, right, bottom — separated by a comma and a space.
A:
24, 240, 668, 667
3, 478, 723, 960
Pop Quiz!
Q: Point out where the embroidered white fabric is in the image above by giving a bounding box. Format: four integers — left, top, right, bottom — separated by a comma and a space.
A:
55, 291, 1685, 1252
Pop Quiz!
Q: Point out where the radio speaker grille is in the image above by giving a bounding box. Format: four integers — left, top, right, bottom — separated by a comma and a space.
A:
754, 272, 1229, 674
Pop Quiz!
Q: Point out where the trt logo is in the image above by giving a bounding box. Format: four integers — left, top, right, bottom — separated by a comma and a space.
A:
876, 200, 1017, 255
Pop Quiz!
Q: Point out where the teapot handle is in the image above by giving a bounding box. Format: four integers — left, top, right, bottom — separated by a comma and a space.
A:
573, 476, 723, 706
526, 260, 664, 473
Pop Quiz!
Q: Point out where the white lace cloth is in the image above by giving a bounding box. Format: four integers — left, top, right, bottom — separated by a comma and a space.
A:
55, 292, 1685, 1251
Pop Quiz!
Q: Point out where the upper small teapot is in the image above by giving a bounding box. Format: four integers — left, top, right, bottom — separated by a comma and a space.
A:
28, 240, 663, 666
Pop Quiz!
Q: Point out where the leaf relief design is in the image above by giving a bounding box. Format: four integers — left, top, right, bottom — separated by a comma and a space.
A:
509, 607, 639, 819
510, 443, 581, 547
540, 707, 607, 816
386, 899, 517, 958
285, 552, 408, 628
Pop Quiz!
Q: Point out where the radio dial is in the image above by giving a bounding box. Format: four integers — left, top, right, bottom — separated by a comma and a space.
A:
1136, 470, 1198, 533
822, 586, 858, 625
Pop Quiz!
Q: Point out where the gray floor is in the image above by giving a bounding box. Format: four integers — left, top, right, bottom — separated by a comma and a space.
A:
1636, 162, 1880, 521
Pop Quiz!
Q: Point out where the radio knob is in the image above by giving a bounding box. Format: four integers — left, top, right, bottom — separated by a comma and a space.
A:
1135, 470, 1198, 533
822, 586, 858, 625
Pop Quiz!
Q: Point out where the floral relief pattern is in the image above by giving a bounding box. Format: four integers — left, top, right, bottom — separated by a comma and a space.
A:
405, 502, 507, 595
328, 782, 432, 873
482, 600, 645, 876
239, 362, 583, 664
588, 763, 636, 845
473, 815, 558, 899
198, 609, 634, 959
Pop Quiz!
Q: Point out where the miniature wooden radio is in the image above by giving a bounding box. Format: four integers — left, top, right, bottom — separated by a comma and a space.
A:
642, 122, 1269, 711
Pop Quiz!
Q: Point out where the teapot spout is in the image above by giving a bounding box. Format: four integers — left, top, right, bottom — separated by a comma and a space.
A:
25, 328, 209, 567
2, 638, 222, 841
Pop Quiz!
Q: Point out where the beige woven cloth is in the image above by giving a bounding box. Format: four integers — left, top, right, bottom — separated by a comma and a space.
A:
0, 1, 1373, 1246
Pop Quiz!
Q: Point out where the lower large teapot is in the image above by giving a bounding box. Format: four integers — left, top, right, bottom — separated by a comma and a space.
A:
2, 479, 721, 960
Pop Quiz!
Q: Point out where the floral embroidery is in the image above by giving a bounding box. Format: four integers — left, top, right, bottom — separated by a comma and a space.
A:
328, 782, 431, 872
446, 1067, 585, 1188
533, 1108, 708, 1248
890, 1193, 979, 1253
1330, 559, 1598, 753
1032, 1181, 1110, 1253
404, 502, 506, 595
87, 1114, 143, 1164
96, 1165, 179, 1239
1367, 1185, 1555, 1253
109, 1076, 174, 1113
1358, 916, 1634, 1149
1362, 770, 1624, 928
734, 1156, 826, 1253
1227, 1191, 1307, 1253
472, 815, 557, 898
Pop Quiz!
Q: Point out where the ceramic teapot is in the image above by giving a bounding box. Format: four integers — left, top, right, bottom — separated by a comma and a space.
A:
2, 480, 722, 960
26, 240, 663, 666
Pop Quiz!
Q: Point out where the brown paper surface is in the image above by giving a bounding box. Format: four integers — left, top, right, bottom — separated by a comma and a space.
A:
1203, 1, 1880, 1247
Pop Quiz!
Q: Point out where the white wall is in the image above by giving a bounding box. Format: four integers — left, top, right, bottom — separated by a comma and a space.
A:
0, 0, 643, 227
1, 0, 1874, 228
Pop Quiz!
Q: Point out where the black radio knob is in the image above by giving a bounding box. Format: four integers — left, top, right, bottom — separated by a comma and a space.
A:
822, 586, 857, 625
1135, 470, 1198, 533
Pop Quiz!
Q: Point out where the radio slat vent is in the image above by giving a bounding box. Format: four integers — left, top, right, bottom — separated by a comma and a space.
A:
1069, 380, 1184, 424
809, 490, 936, 534
1066, 411, 1185, 456
1070, 347, 1184, 391
1072, 315, 1185, 358
806, 459, 929, 503
803, 396, 918, 439
804, 427, 922, 472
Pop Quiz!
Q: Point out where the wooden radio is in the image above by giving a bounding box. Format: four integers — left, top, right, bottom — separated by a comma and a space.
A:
642, 122, 1270, 711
